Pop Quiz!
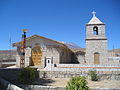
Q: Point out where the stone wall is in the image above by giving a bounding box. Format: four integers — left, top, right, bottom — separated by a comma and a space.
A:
44, 64, 120, 80
38, 70, 120, 80
86, 25, 106, 40
86, 23, 108, 64
86, 40, 108, 64
0, 67, 120, 82
45, 64, 120, 71
108, 57, 120, 64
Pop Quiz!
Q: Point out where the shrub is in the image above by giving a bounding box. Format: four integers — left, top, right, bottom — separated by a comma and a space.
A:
88, 70, 99, 81
66, 76, 90, 90
18, 67, 36, 84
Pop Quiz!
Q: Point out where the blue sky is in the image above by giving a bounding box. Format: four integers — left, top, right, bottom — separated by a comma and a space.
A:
0, 0, 120, 50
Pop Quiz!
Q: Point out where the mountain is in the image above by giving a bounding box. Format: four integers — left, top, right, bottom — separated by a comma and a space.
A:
0, 49, 17, 60
108, 48, 120, 57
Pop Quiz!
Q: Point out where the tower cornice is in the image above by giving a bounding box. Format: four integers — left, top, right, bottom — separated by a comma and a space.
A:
86, 23, 105, 26
86, 38, 107, 41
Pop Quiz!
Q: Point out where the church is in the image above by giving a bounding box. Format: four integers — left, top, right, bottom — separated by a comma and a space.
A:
13, 12, 119, 68
13, 35, 78, 68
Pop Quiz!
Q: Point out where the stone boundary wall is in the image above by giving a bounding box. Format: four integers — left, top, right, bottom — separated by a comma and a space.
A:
44, 64, 120, 80
0, 67, 120, 81
39, 71, 120, 80
56, 64, 120, 67
0, 77, 23, 90
45, 64, 120, 71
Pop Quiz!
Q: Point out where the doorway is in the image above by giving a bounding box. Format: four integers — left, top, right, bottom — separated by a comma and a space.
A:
31, 46, 42, 66
94, 52, 100, 64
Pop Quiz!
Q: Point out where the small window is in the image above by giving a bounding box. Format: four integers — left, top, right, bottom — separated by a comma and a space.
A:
93, 26, 98, 35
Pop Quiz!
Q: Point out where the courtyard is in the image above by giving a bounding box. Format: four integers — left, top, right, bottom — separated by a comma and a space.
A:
34, 78, 120, 89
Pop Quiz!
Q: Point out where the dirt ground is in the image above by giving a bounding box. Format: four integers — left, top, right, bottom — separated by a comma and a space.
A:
36, 78, 120, 88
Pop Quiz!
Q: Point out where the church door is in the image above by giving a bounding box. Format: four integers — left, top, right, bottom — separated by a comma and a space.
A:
94, 52, 100, 64
31, 46, 42, 66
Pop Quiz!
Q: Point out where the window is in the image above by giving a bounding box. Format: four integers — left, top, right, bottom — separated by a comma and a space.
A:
93, 26, 98, 35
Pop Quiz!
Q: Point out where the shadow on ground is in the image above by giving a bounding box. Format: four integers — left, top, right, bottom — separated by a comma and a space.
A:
34, 78, 56, 86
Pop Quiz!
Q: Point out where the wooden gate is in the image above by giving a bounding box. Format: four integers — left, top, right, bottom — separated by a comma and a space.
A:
31, 46, 42, 66
94, 52, 100, 64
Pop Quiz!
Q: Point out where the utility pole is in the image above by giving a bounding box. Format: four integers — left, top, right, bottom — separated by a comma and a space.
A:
113, 45, 115, 57
20, 29, 28, 68
9, 33, 12, 59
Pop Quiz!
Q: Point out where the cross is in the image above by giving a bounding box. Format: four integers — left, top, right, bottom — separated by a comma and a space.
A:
92, 11, 96, 17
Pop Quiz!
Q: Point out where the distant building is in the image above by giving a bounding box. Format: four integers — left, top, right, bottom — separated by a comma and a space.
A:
0, 50, 17, 67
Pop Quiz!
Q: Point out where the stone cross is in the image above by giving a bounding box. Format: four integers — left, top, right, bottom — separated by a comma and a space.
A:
92, 11, 96, 17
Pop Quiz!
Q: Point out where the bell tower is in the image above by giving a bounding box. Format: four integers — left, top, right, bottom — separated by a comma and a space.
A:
85, 11, 108, 64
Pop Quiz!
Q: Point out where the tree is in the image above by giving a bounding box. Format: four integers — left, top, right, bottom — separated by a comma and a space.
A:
66, 76, 90, 90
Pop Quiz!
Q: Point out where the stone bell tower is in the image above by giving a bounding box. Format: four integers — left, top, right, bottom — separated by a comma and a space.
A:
85, 11, 108, 64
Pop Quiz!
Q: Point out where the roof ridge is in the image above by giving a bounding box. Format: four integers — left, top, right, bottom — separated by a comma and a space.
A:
88, 16, 103, 24
13, 34, 67, 47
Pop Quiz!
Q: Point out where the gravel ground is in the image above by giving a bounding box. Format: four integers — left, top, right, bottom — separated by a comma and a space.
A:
38, 78, 120, 88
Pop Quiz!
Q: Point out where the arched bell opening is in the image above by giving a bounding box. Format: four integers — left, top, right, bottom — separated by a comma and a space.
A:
93, 26, 98, 35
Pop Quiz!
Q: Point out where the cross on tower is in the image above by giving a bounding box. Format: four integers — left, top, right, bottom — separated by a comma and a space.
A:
92, 11, 96, 17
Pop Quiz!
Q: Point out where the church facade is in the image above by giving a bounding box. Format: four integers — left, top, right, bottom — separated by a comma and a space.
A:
13, 35, 77, 68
